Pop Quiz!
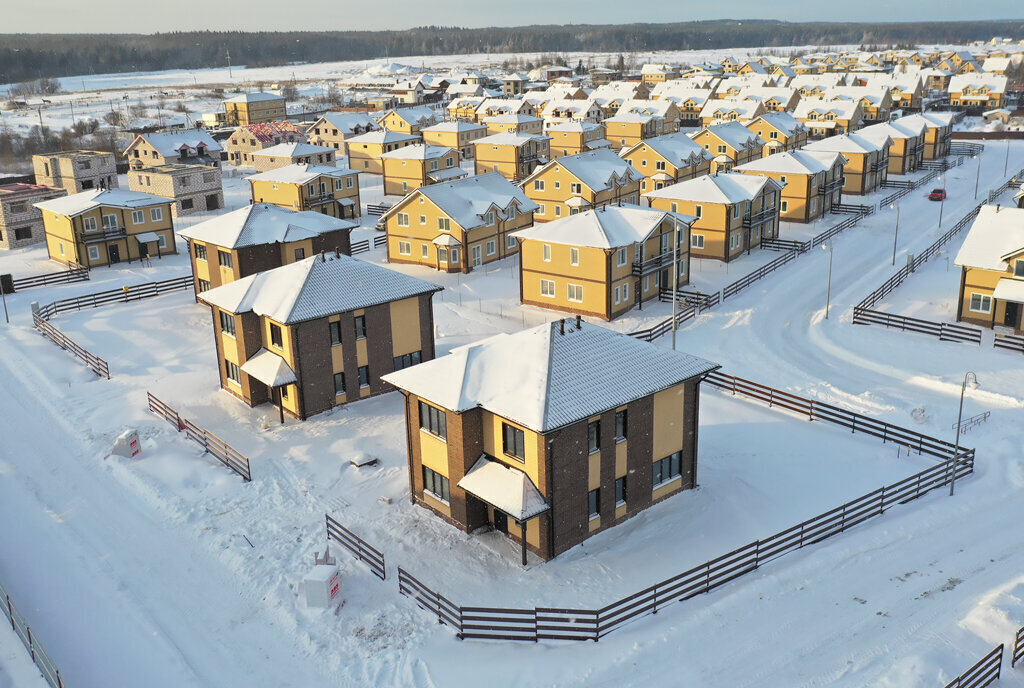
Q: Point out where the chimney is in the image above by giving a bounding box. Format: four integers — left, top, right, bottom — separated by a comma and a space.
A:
559, 318, 565, 335
576, 314, 581, 329
334, 247, 341, 258
320, 250, 326, 262
996, 204, 1001, 213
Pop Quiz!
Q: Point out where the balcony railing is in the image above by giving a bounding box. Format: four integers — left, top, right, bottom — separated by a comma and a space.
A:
79, 226, 127, 243
632, 251, 675, 277
743, 206, 777, 229
818, 177, 845, 195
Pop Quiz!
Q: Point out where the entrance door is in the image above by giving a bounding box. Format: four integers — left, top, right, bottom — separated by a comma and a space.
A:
492, 510, 508, 535
1004, 301, 1021, 329
471, 245, 482, 267
108, 244, 121, 264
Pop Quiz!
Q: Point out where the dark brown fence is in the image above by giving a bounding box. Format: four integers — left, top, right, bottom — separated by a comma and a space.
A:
366, 203, 391, 217
324, 513, 386, 580
722, 249, 800, 300
36, 274, 194, 321
879, 168, 941, 207
350, 234, 388, 255
147, 392, 251, 481
7, 263, 89, 292
852, 307, 982, 344
628, 303, 697, 342
659, 287, 721, 312
945, 644, 1003, 688
760, 238, 810, 253
33, 312, 109, 379
1, 579, 65, 688
395, 370, 975, 643
1013, 625, 1024, 668
993, 333, 1024, 354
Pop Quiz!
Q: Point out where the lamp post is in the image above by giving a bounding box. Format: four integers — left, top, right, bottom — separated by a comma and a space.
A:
937, 173, 946, 228
973, 154, 981, 200
671, 216, 680, 350
1005, 138, 1010, 176
950, 371, 979, 497
822, 239, 833, 320
890, 201, 900, 266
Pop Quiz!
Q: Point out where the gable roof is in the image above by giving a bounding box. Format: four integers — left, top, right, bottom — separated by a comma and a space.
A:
385, 173, 538, 230
345, 130, 420, 145
643, 171, 782, 204
198, 252, 441, 324
524, 148, 643, 192
381, 319, 719, 433
225, 92, 285, 104
235, 121, 304, 144
378, 143, 456, 160
621, 132, 712, 167
748, 111, 808, 137
125, 129, 223, 157
177, 203, 356, 249
693, 121, 765, 150
509, 204, 694, 249
245, 162, 357, 185
954, 205, 1024, 271
311, 112, 380, 135
35, 188, 168, 217
734, 150, 847, 176
802, 132, 891, 154
251, 142, 334, 158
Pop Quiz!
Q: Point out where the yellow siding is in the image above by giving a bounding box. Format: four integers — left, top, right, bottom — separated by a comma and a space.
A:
652, 383, 686, 459
481, 411, 543, 491
390, 297, 423, 355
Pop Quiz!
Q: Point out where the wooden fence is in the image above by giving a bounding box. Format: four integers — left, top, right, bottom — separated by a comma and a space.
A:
852, 307, 982, 344
7, 263, 89, 293
722, 250, 800, 300
366, 203, 391, 217
994, 333, 1024, 354
760, 238, 810, 253
1, 579, 65, 688
627, 303, 697, 342
147, 392, 251, 481
879, 168, 941, 207
945, 644, 1003, 688
350, 235, 388, 255
1013, 625, 1024, 668
324, 514, 386, 580
395, 370, 975, 643
32, 313, 109, 379
35, 274, 194, 321
658, 287, 721, 312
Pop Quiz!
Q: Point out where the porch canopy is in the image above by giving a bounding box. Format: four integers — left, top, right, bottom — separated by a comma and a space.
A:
241, 348, 297, 387
134, 232, 160, 244
427, 167, 469, 183
993, 278, 1024, 304
457, 455, 549, 523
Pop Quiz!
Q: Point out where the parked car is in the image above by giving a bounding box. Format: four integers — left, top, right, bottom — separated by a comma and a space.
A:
928, 188, 947, 201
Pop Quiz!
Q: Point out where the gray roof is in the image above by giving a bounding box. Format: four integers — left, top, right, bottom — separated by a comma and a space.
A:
382, 319, 720, 433
178, 203, 356, 249
384, 173, 538, 231
198, 252, 441, 324
525, 148, 642, 192
35, 188, 168, 217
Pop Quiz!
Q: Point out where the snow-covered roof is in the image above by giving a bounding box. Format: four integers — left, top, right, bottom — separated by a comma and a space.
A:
524, 149, 643, 192
178, 203, 356, 249
345, 130, 420, 145
693, 121, 765, 150
734, 150, 847, 176
225, 92, 285, 103
386, 173, 537, 231
421, 120, 487, 133
35, 188, 167, 217
457, 456, 549, 522
894, 112, 955, 131
475, 132, 550, 148
240, 348, 297, 388
234, 121, 304, 144
509, 204, 694, 249
992, 278, 1024, 303
384, 106, 438, 126
382, 319, 720, 433
378, 143, 456, 160
546, 121, 603, 133
483, 114, 543, 125
198, 252, 441, 325
126, 129, 223, 157
859, 120, 926, 144
749, 111, 807, 137
792, 99, 862, 120
251, 142, 334, 158
954, 205, 1024, 271
948, 74, 1008, 93
699, 98, 763, 120
621, 132, 712, 166
246, 163, 356, 185
644, 172, 782, 204
802, 132, 891, 155
311, 112, 380, 135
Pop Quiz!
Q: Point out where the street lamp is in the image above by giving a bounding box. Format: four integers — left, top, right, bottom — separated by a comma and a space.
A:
822, 239, 833, 320
671, 216, 680, 350
950, 371, 979, 497
973, 154, 981, 200
1005, 139, 1010, 176
937, 173, 946, 228
890, 201, 900, 265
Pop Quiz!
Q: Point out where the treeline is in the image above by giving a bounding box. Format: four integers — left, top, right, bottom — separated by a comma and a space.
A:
1, 20, 1022, 84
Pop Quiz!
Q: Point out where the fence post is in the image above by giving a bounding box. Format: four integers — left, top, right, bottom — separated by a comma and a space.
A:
6, 594, 12, 631
27, 626, 34, 661
880, 486, 886, 514
57, 670, 63, 688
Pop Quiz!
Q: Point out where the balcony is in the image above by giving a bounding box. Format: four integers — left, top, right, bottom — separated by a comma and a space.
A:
79, 226, 127, 243
743, 206, 777, 229
818, 177, 845, 195
632, 250, 675, 278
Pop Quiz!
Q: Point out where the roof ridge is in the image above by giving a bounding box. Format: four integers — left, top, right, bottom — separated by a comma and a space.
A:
282, 257, 321, 323
539, 322, 556, 431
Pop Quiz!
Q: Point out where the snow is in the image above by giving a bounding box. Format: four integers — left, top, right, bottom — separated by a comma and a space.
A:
457, 456, 550, 522
241, 348, 298, 387
509, 204, 694, 249
645, 171, 781, 204
953, 204, 1024, 271
178, 203, 357, 248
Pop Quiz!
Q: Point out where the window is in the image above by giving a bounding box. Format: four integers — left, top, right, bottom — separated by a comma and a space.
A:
569, 247, 579, 266
567, 283, 583, 302
397, 213, 410, 227
691, 234, 705, 249
623, 282, 630, 302
780, 200, 788, 213
533, 180, 545, 191
588, 488, 600, 519
421, 244, 429, 258
679, 260, 686, 277
438, 217, 451, 232
614, 285, 621, 305
732, 204, 741, 219
554, 206, 562, 217
358, 365, 369, 387
218, 311, 236, 337
393, 351, 422, 370
506, 234, 517, 249
438, 247, 449, 262
150, 207, 163, 222
131, 210, 145, 225
588, 420, 601, 454
486, 240, 496, 256
694, 205, 702, 218
354, 315, 367, 339
730, 234, 742, 251
570, 182, 582, 194
615, 476, 628, 506
419, 401, 447, 439
225, 360, 241, 384
419, 215, 427, 225
502, 422, 526, 460
398, 240, 412, 255
969, 293, 992, 314
158, 234, 168, 250
554, 181, 561, 190
616, 247, 628, 267
423, 466, 450, 503
485, 212, 495, 226
346, 177, 354, 189
87, 245, 100, 261
181, 198, 194, 211
537, 204, 546, 216
218, 250, 233, 268
102, 213, 118, 231
717, 144, 728, 154
615, 409, 627, 441
451, 248, 460, 264
329, 321, 342, 346
269, 323, 283, 348
653, 451, 682, 487
198, 279, 211, 292
543, 244, 552, 262
1014, 260, 1024, 278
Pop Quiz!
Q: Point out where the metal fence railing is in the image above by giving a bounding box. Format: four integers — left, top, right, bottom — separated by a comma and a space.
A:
147, 392, 251, 481
35, 274, 194, 321
0, 579, 65, 688
32, 313, 109, 379
324, 514, 386, 580
7, 263, 89, 293
945, 644, 1003, 688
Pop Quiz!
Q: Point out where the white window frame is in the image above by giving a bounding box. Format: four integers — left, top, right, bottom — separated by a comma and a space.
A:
150, 207, 163, 222
421, 244, 429, 258
131, 210, 145, 225
569, 247, 579, 266
438, 217, 451, 232
486, 239, 496, 256
506, 234, 517, 249
540, 279, 556, 297
533, 179, 545, 191
157, 234, 168, 249
969, 293, 992, 314
543, 244, 552, 262
87, 245, 100, 261
397, 213, 410, 227
398, 240, 412, 255
567, 283, 583, 302
616, 247, 628, 267
614, 285, 621, 305
691, 234, 705, 249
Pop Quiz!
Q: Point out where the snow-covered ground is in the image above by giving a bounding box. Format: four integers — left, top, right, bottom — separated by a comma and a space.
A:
2, 123, 1024, 687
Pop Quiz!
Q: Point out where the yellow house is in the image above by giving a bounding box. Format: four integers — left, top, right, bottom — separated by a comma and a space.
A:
379, 144, 465, 196
617, 99, 682, 132
620, 132, 713, 193
483, 114, 545, 136
898, 112, 955, 160
603, 113, 664, 150
512, 205, 694, 320
689, 122, 766, 173
198, 252, 441, 421
346, 130, 420, 174
35, 188, 176, 267
954, 205, 1024, 332
520, 149, 644, 222
178, 203, 356, 293
948, 75, 1009, 108
421, 121, 489, 159
699, 98, 766, 127
546, 121, 612, 158
802, 133, 891, 195
249, 143, 336, 173
473, 133, 551, 181
247, 163, 361, 219
381, 319, 720, 563
824, 87, 893, 123
123, 130, 223, 169
644, 172, 783, 262
641, 63, 681, 84
475, 98, 538, 122
382, 172, 537, 273
734, 150, 847, 223
745, 112, 809, 156
858, 121, 926, 176
305, 112, 380, 156
792, 99, 864, 138
223, 92, 287, 126
738, 86, 801, 112
377, 106, 439, 136
447, 97, 486, 122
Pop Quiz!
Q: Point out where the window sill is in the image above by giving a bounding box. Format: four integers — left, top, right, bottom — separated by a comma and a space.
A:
419, 429, 448, 443
588, 449, 601, 456
424, 491, 450, 506
588, 513, 600, 522
615, 500, 626, 508
615, 437, 627, 445
503, 452, 526, 464
653, 475, 683, 491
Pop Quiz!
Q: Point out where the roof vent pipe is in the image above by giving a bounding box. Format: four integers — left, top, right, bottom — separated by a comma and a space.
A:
560, 318, 565, 335
320, 250, 325, 262
576, 314, 581, 329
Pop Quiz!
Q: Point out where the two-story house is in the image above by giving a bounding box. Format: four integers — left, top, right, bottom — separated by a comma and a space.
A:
247, 163, 361, 219
689, 121, 766, 173
546, 122, 612, 158
473, 133, 552, 181
520, 149, 644, 222
305, 112, 380, 156
128, 163, 224, 216
0, 183, 67, 250
225, 121, 306, 166
123, 130, 222, 169
802, 133, 891, 195
744, 112, 809, 156
223, 92, 287, 126
379, 144, 466, 196
249, 142, 336, 173
421, 121, 489, 159
346, 130, 420, 174
620, 132, 714, 193
734, 150, 847, 222
954, 205, 1024, 332
33, 150, 118, 192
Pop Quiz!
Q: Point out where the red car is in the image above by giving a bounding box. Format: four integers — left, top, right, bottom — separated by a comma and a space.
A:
928, 188, 947, 201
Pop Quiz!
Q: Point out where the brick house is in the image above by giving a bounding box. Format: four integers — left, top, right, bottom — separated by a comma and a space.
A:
127, 164, 224, 216
0, 183, 67, 250
33, 150, 118, 192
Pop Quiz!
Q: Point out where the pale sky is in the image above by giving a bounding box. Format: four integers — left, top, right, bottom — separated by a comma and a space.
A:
2, 0, 1022, 32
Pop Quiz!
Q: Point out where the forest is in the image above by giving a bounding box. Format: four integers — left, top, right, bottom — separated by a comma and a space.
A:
1, 20, 1022, 84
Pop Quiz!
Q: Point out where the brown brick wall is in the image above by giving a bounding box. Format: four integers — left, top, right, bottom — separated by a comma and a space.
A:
291, 318, 334, 419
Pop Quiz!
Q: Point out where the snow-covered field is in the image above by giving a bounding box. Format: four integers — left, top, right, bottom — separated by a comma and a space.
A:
2, 101, 1024, 688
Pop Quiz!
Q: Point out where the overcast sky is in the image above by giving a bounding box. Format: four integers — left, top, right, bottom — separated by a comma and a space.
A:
2, 1, 1021, 32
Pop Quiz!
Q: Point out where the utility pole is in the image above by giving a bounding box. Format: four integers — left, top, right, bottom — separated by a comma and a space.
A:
1005, 138, 1010, 176
227, 49, 233, 79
